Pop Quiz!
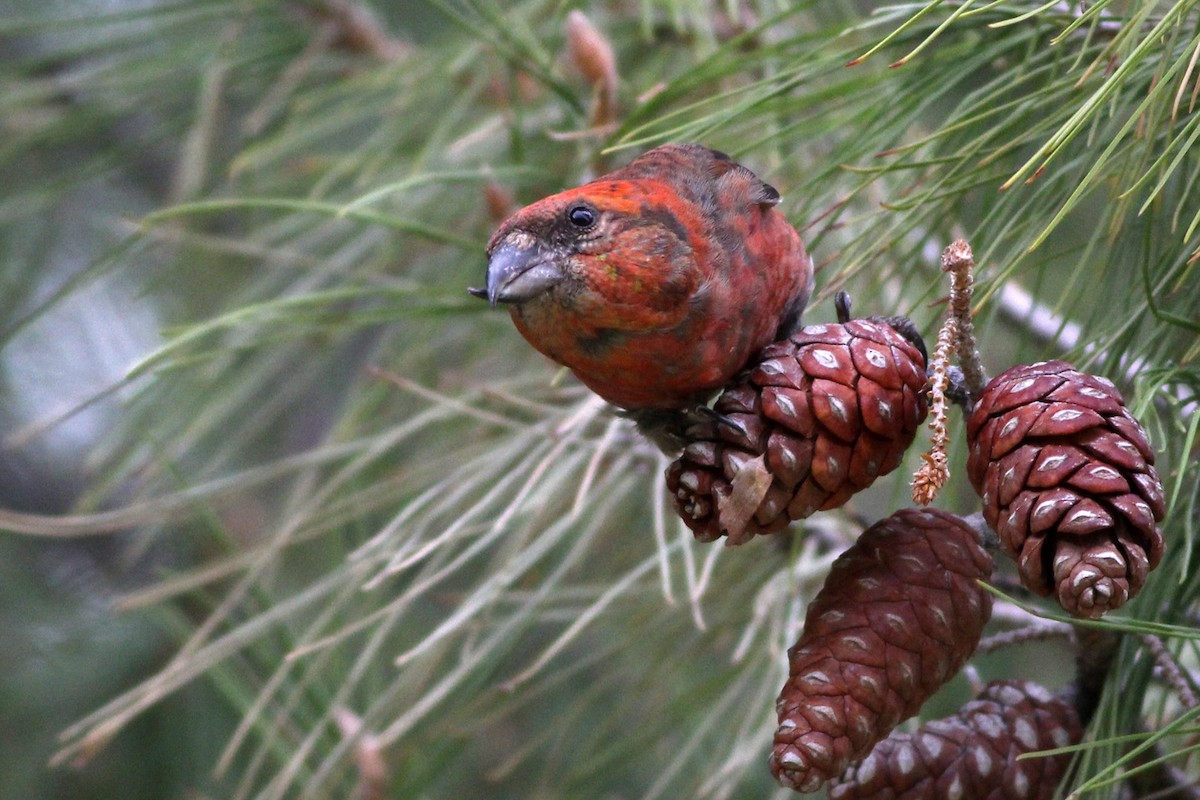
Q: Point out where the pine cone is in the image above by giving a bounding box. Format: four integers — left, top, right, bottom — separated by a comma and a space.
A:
770, 508, 994, 793
666, 319, 928, 545
966, 361, 1166, 618
830, 680, 1083, 800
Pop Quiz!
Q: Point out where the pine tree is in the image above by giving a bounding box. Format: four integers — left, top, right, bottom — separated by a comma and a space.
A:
1, 2, 1197, 797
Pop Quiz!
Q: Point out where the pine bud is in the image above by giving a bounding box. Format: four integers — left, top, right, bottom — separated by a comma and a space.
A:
564, 10, 617, 127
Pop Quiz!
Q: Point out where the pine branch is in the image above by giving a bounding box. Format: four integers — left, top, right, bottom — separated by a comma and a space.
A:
1, 2, 1196, 798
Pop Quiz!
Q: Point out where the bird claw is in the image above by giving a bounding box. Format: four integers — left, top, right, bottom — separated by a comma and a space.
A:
874, 314, 928, 365
621, 403, 728, 455
833, 290, 928, 366
679, 405, 735, 440
835, 290, 853, 323
684, 405, 732, 427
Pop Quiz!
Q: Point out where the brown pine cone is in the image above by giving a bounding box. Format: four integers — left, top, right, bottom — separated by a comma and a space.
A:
666, 319, 928, 545
770, 508, 994, 793
829, 680, 1083, 800
966, 361, 1166, 618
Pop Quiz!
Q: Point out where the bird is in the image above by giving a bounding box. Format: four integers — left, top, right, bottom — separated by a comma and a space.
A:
473, 143, 814, 444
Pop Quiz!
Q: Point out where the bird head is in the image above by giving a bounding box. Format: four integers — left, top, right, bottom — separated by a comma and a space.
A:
473, 178, 703, 321
476, 189, 609, 307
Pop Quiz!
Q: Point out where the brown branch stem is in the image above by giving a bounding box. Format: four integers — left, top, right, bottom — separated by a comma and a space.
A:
940, 240, 988, 399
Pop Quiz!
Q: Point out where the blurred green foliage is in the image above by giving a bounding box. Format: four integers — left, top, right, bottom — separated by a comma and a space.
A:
1, 1, 1197, 798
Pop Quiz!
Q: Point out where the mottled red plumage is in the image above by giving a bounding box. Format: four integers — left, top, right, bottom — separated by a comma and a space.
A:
482, 143, 814, 410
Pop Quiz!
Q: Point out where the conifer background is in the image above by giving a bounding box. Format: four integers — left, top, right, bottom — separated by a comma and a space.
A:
1, 1, 1197, 798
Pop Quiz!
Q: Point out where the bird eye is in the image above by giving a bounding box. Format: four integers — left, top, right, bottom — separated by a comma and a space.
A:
567, 205, 595, 228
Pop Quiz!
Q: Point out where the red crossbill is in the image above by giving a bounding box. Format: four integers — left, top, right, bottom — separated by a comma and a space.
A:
476, 143, 814, 421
